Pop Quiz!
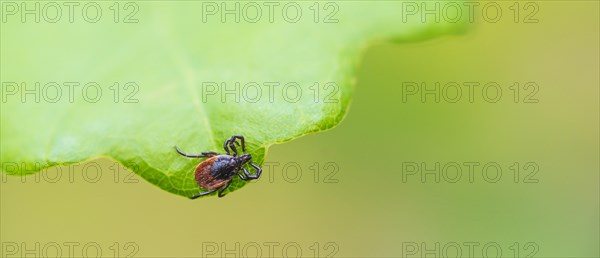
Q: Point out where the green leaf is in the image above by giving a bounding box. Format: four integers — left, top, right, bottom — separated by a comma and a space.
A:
0, 1, 467, 197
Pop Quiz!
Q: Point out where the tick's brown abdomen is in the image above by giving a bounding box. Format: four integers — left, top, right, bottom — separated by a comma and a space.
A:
194, 157, 230, 190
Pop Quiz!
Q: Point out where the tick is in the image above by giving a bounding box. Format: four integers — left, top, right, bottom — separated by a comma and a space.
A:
175, 135, 262, 199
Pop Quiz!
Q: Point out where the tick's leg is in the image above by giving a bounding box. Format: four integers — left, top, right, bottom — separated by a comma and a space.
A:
230, 135, 246, 152
223, 140, 231, 155
228, 140, 239, 156
223, 139, 237, 156
241, 163, 262, 180
223, 139, 239, 155
217, 181, 232, 198
223, 135, 245, 156
175, 146, 218, 158
239, 167, 252, 181
190, 188, 217, 199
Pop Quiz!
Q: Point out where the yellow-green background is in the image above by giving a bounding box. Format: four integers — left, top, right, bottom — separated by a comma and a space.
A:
1, 1, 598, 257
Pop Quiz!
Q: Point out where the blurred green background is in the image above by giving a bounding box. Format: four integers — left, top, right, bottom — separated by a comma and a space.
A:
1, 1, 598, 257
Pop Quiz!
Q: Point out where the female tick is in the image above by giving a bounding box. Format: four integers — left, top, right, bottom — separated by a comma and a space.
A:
175, 135, 262, 199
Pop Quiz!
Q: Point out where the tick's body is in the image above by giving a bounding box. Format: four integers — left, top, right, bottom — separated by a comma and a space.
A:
194, 156, 227, 189
194, 155, 246, 189
175, 135, 262, 199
